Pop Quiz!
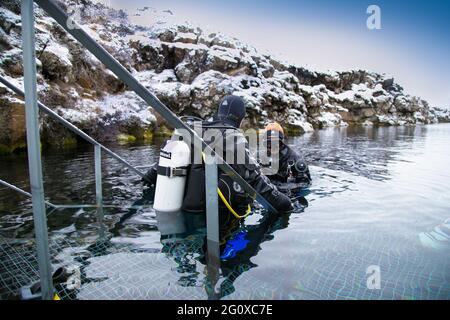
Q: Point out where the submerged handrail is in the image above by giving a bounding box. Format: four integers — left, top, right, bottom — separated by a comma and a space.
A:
34, 0, 278, 214
0, 75, 148, 181
0, 176, 153, 210
0, 178, 56, 208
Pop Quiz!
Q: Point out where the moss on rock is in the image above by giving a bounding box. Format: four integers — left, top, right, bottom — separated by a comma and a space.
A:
152, 124, 173, 137
0, 144, 12, 156
143, 128, 154, 141
284, 126, 304, 136
61, 136, 78, 148
0, 141, 27, 156
117, 133, 137, 144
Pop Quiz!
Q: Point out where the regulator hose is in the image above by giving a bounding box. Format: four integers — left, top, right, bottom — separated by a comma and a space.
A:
202, 153, 251, 219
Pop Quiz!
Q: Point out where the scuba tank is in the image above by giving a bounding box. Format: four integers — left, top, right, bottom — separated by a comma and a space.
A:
156, 211, 186, 236
153, 135, 191, 213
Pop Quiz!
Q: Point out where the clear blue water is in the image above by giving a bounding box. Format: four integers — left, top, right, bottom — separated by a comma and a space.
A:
0, 124, 449, 300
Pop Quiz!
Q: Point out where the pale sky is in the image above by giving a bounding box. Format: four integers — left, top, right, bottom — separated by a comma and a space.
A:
104, 0, 450, 109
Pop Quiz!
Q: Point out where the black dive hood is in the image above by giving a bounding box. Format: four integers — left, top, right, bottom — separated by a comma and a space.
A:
214, 95, 246, 128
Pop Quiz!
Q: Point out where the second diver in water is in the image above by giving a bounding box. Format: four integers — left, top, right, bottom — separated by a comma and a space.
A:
261, 122, 311, 196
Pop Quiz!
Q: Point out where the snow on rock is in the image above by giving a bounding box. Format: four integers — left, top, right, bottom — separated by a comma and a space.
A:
315, 112, 347, 128
431, 108, 450, 123
173, 32, 197, 44
44, 41, 73, 67
286, 109, 314, 133
0, 0, 447, 149
56, 91, 156, 141
59, 91, 156, 126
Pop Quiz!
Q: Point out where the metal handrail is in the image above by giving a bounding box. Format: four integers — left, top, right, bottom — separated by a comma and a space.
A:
0, 177, 153, 210
0, 178, 56, 208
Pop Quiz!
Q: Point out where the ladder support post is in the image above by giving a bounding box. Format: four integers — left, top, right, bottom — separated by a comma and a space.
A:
21, 0, 53, 300
205, 155, 220, 299
205, 157, 219, 243
94, 144, 104, 238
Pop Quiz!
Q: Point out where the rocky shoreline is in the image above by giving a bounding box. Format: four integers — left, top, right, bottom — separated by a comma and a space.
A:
0, 0, 449, 154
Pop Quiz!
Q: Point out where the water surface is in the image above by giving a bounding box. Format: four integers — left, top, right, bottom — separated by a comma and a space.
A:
1, 124, 449, 300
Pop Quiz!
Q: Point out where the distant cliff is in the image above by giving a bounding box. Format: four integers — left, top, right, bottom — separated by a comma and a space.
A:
0, 0, 449, 153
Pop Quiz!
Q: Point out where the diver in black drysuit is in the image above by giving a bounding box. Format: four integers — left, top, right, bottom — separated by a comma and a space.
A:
267, 142, 311, 184
261, 124, 312, 194
143, 95, 293, 214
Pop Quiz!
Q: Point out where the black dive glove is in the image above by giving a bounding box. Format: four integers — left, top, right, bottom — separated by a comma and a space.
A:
142, 166, 157, 187
263, 188, 294, 213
